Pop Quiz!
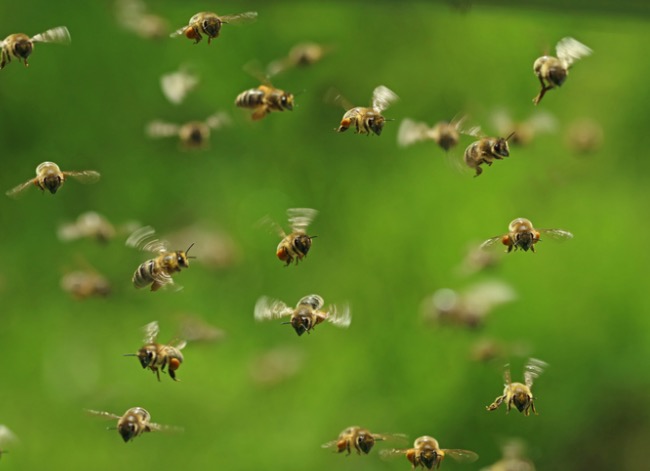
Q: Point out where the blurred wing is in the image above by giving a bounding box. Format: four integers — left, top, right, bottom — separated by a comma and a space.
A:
169, 339, 187, 350
287, 207, 318, 233
371, 85, 399, 113
142, 320, 160, 344
556, 37, 592, 68
298, 294, 324, 310
85, 409, 121, 420
148, 422, 184, 434
256, 215, 286, 238
6, 179, 34, 199
321, 439, 339, 450
326, 303, 351, 328
243, 60, 269, 84
205, 111, 231, 130
479, 236, 505, 251
146, 120, 181, 138
170, 26, 187, 39
221, 11, 258, 25
323, 87, 353, 111
379, 448, 409, 461
31, 26, 71, 44
375, 433, 409, 445
491, 109, 514, 137
444, 449, 479, 463
538, 228, 573, 241
527, 110, 558, 134
397, 118, 432, 147
64, 170, 101, 184
503, 363, 512, 384
0, 425, 17, 445
126, 226, 169, 253
266, 57, 292, 77
464, 280, 517, 311
254, 297, 293, 322
524, 358, 548, 388
57, 221, 82, 241
160, 68, 199, 105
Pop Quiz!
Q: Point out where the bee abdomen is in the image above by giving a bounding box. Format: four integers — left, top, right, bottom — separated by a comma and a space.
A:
133, 260, 157, 289
235, 89, 265, 109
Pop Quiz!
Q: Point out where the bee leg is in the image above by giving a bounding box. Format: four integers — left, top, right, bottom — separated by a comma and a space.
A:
473, 165, 483, 177
252, 106, 268, 121
0, 51, 8, 69
153, 368, 161, 382
486, 395, 504, 411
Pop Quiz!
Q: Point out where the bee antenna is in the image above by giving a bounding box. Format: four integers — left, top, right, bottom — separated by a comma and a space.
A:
309, 235, 318, 239
123, 353, 137, 357
185, 243, 195, 255
506, 131, 516, 141
385, 118, 395, 122
281, 321, 291, 325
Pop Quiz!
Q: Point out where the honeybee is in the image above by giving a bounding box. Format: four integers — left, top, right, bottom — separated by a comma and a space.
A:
533, 37, 592, 105
6, 162, 100, 198
235, 62, 294, 121
60, 270, 111, 300
115, 0, 169, 40
0, 425, 17, 459
480, 218, 573, 253
86, 407, 181, 442
565, 118, 603, 155
57, 211, 137, 244
254, 294, 351, 336
124, 320, 187, 381
146, 111, 230, 150
0, 26, 70, 69
491, 109, 557, 147
334, 85, 398, 136
397, 116, 467, 151
463, 129, 515, 177
165, 225, 240, 270
267, 42, 332, 76
456, 243, 500, 276
322, 426, 405, 455
160, 66, 199, 105
126, 226, 195, 291
381, 436, 478, 470
260, 208, 318, 266
480, 439, 536, 471
171, 11, 257, 45
486, 358, 548, 415
176, 314, 225, 344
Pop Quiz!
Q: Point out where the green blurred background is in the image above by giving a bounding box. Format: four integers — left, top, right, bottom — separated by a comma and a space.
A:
1, 1, 649, 470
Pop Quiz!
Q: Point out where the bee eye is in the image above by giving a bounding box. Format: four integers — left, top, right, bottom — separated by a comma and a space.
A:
202, 20, 209, 29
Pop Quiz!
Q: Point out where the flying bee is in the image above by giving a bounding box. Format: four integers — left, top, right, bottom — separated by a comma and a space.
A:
171, 11, 257, 45
115, 0, 169, 40
60, 270, 111, 300
486, 358, 548, 415
381, 436, 478, 470
491, 109, 557, 147
0, 425, 17, 459
0, 26, 70, 69
58, 212, 140, 244
176, 314, 225, 344
333, 85, 398, 136
533, 37, 592, 105
480, 218, 573, 253
322, 426, 405, 455
146, 111, 231, 150
254, 294, 351, 336
160, 65, 199, 105
480, 439, 536, 471
397, 116, 467, 151
235, 62, 294, 121
565, 118, 603, 155
124, 320, 187, 381
6, 161, 100, 198
86, 407, 182, 443
259, 208, 318, 266
266, 42, 333, 76
463, 127, 515, 176
126, 226, 195, 291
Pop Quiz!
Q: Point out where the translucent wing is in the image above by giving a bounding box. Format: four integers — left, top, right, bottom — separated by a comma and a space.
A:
126, 226, 169, 253
177, 315, 225, 343
321, 439, 339, 450
256, 215, 287, 238
326, 303, 351, 328
6, 179, 34, 199
556, 37, 592, 68
538, 228, 573, 241
148, 422, 184, 433
31, 26, 71, 44
371, 85, 399, 113
323, 87, 353, 111
287, 207, 318, 233
0, 425, 17, 445
142, 320, 160, 344
397, 118, 432, 147
146, 120, 181, 138
375, 433, 409, 445
205, 111, 231, 130
479, 235, 506, 251
63, 170, 101, 184
491, 109, 514, 137
85, 409, 122, 420
254, 296, 293, 322
444, 449, 480, 463
170, 26, 187, 38
524, 358, 548, 388
379, 448, 410, 461
169, 339, 187, 350
160, 67, 199, 105
298, 294, 324, 310
220, 11, 258, 25
503, 363, 512, 385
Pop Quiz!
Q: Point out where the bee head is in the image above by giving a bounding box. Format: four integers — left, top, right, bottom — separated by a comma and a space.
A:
288, 313, 312, 336
514, 232, 535, 252
292, 234, 312, 257
118, 422, 138, 443
42, 175, 62, 194
134, 347, 156, 369
547, 65, 568, 87
367, 115, 386, 136
356, 432, 375, 454
13, 37, 33, 60
493, 135, 512, 157
202, 16, 222, 38
280, 93, 294, 111
177, 243, 196, 268
419, 448, 439, 470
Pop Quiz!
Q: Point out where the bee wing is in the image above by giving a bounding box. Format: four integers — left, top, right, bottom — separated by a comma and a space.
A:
6, 179, 36, 199
374, 433, 409, 445
169, 339, 187, 350
321, 439, 340, 450
126, 226, 170, 253
503, 363, 512, 384
142, 320, 160, 344
325, 303, 351, 328
256, 215, 287, 238
538, 228, 573, 241
443, 449, 480, 463
205, 111, 231, 130
323, 87, 353, 111
160, 68, 199, 105
148, 422, 184, 434
220, 11, 258, 26
524, 358, 548, 388
371, 85, 399, 113
243, 60, 270, 85
254, 296, 293, 322
556, 37, 592, 68
379, 448, 410, 461
146, 120, 181, 138
287, 207, 318, 233
170, 26, 187, 39
491, 109, 514, 137
57, 220, 83, 241
266, 57, 293, 77
0, 425, 17, 445
479, 236, 505, 251
298, 294, 324, 310
63, 170, 101, 184
397, 118, 433, 147
85, 409, 122, 420
31, 26, 71, 44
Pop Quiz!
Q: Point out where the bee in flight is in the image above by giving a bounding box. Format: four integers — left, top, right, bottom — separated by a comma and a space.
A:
322, 426, 405, 455
57, 211, 139, 244
235, 62, 295, 121
160, 65, 199, 105
6, 161, 100, 198
381, 436, 478, 470
0, 26, 70, 69
333, 85, 398, 136
126, 226, 195, 291
266, 42, 333, 76
86, 407, 182, 442
146, 111, 231, 150
0, 425, 17, 459
115, 0, 170, 40
124, 320, 187, 381
254, 294, 351, 336
481, 439, 536, 471
486, 358, 548, 416
463, 127, 515, 177
171, 11, 257, 45
533, 37, 592, 105
397, 116, 467, 152
259, 208, 318, 266
60, 269, 111, 300
491, 109, 557, 147
480, 218, 573, 253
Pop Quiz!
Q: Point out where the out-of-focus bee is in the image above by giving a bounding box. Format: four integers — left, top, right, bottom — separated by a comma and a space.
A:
60, 269, 111, 300
249, 346, 304, 387
533, 37, 592, 105
235, 62, 295, 121
480, 439, 536, 471
480, 218, 573, 253
381, 436, 478, 470
176, 314, 225, 344
470, 338, 530, 364
0, 26, 70, 69
486, 358, 548, 415
171, 11, 257, 45
267, 42, 333, 76
126, 226, 195, 291
58, 211, 116, 243
160, 66, 199, 105
165, 225, 240, 270
322, 426, 405, 455
397, 116, 466, 151
260, 208, 318, 266
124, 320, 187, 381
254, 294, 351, 336
565, 118, 603, 155
491, 109, 557, 147
0, 425, 17, 459
456, 243, 501, 277
6, 162, 100, 198
115, 0, 169, 40
463, 128, 515, 177
146, 111, 230, 150
333, 85, 398, 136
422, 281, 516, 329
86, 407, 181, 442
